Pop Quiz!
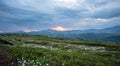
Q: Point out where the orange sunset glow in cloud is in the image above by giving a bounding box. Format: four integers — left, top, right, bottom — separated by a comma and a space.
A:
51, 26, 68, 31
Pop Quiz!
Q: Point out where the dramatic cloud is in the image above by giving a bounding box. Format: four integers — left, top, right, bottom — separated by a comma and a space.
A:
0, 0, 120, 32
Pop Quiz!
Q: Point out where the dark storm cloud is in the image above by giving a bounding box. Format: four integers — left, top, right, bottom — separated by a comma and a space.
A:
0, 0, 120, 32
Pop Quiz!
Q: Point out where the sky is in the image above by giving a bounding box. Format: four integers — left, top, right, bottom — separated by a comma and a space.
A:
0, 0, 120, 32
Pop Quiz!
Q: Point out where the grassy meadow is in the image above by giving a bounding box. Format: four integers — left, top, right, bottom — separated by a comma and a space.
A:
0, 34, 120, 66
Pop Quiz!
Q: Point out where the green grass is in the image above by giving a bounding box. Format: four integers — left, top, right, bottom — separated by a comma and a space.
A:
0, 34, 120, 66
8, 46, 119, 66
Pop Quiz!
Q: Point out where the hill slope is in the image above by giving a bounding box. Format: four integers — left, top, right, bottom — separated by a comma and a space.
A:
0, 34, 120, 66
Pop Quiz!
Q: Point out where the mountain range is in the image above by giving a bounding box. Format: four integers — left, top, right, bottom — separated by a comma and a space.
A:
2, 25, 120, 42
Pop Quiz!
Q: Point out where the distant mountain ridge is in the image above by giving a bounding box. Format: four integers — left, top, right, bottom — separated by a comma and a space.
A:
26, 25, 120, 42
1, 25, 120, 42
64, 25, 120, 33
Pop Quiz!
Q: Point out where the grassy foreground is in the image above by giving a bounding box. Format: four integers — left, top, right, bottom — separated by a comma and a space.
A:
0, 34, 120, 66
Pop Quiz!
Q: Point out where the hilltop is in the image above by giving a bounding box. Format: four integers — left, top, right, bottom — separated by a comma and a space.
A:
0, 34, 120, 66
